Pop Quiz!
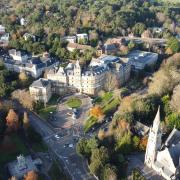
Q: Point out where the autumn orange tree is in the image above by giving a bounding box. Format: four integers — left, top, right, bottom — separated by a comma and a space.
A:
6, 109, 19, 131
90, 105, 104, 119
24, 170, 38, 180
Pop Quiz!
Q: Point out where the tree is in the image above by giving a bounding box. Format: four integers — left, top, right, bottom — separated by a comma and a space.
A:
133, 23, 146, 36
166, 113, 180, 130
11, 90, 34, 110
24, 170, 38, 180
167, 37, 180, 54
98, 129, 106, 141
76, 138, 89, 158
104, 72, 119, 92
19, 71, 29, 84
170, 85, 180, 113
23, 111, 29, 130
90, 105, 104, 120
128, 40, 136, 50
139, 136, 148, 151
148, 53, 180, 96
6, 109, 19, 131
27, 126, 42, 143
102, 164, 118, 180
89, 159, 102, 177
132, 136, 140, 150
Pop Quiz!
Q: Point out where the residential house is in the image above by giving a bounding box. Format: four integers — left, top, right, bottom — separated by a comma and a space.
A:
9, 49, 30, 62
61, 36, 77, 43
67, 43, 91, 52
76, 33, 88, 44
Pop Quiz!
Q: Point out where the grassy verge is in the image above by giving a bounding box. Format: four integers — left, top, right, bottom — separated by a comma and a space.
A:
103, 98, 120, 115
66, 97, 82, 108
84, 116, 98, 133
48, 161, 67, 180
38, 106, 56, 120
31, 141, 48, 153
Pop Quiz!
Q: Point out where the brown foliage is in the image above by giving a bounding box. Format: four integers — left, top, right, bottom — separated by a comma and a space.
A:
23, 111, 29, 130
170, 84, 180, 112
24, 171, 38, 180
11, 90, 34, 110
139, 136, 148, 151
6, 109, 19, 131
98, 129, 106, 140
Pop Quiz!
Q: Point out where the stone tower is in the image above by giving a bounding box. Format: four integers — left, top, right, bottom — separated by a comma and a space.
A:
144, 107, 162, 168
74, 60, 81, 76
74, 60, 82, 92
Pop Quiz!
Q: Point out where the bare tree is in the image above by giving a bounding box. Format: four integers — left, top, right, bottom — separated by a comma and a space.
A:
104, 72, 119, 92
170, 84, 180, 112
11, 90, 34, 110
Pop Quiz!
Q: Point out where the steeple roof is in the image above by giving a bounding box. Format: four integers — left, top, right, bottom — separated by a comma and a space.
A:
152, 106, 161, 132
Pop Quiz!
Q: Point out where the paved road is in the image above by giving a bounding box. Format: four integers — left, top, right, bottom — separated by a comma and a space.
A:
28, 94, 95, 180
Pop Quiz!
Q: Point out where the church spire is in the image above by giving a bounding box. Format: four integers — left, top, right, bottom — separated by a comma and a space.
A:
152, 106, 161, 132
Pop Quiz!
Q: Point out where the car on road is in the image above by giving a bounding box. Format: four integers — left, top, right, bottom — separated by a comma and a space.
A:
68, 144, 73, 148
64, 144, 68, 148
54, 134, 60, 139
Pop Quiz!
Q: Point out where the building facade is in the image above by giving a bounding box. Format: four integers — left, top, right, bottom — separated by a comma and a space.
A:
29, 78, 52, 103
145, 107, 180, 180
47, 55, 131, 96
3, 50, 59, 78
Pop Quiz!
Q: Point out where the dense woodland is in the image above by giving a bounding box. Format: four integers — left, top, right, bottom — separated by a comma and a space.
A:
0, 0, 179, 59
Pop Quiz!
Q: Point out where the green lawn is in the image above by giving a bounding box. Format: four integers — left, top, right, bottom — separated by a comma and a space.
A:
38, 106, 56, 120
66, 97, 82, 108
0, 134, 29, 178
84, 116, 98, 133
49, 161, 67, 180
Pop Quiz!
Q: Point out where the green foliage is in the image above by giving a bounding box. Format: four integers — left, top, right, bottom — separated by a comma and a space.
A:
166, 113, 180, 130
132, 168, 145, 180
133, 23, 146, 36
167, 37, 180, 54
84, 116, 98, 133
102, 164, 118, 180
115, 131, 133, 154
132, 136, 140, 150
27, 126, 42, 143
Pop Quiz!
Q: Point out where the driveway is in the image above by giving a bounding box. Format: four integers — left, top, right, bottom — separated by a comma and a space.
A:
51, 94, 92, 129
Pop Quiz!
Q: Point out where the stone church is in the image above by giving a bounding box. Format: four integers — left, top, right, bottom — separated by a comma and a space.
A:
145, 107, 180, 180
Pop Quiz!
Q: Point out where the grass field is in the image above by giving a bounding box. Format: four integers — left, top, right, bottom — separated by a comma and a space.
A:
66, 97, 82, 108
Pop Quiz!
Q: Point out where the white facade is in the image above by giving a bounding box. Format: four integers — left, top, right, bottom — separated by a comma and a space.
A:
76, 33, 88, 43
62, 36, 77, 43
9, 49, 29, 62
145, 108, 180, 180
47, 58, 131, 95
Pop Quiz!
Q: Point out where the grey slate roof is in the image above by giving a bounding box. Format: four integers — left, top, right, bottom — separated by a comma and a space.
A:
30, 78, 50, 88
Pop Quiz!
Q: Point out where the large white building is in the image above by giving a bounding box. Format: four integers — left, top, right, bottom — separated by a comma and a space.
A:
46, 55, 131, 96
145, 107, 180, 180
3, 50, 59, 78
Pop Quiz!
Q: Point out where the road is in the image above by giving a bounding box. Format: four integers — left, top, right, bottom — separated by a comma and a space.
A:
28, 94, 95, 180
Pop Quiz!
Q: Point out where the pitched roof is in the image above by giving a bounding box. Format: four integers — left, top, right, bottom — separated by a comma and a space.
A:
30, 78, 50, 88
67, 43, 91, 50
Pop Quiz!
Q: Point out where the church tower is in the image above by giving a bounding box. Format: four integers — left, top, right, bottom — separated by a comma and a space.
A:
144, 107, 162, 168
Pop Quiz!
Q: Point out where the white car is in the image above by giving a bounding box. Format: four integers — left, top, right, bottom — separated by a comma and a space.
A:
68, 144, 73, 148
54, 134, 60, 139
